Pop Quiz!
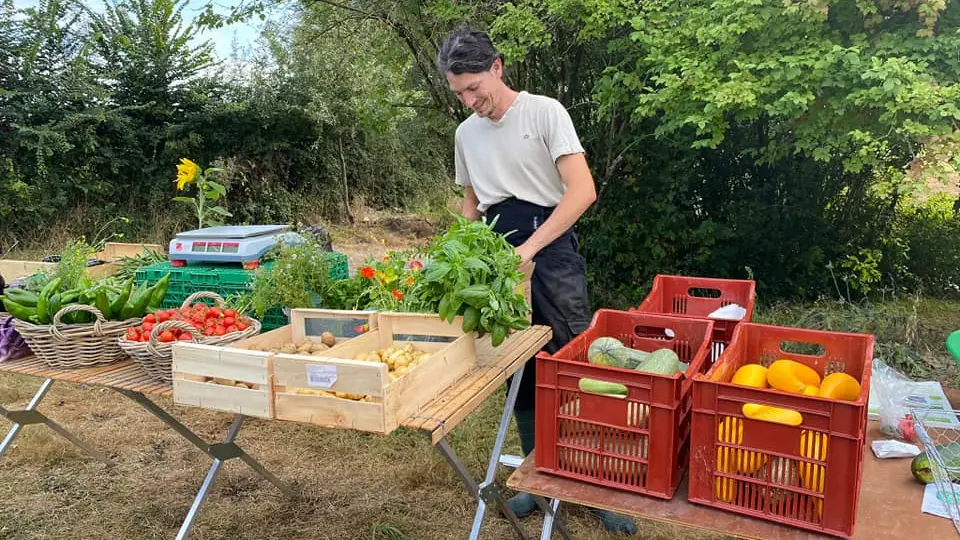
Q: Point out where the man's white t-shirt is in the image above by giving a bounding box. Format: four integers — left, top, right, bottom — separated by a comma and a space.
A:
454, 91, 585, 212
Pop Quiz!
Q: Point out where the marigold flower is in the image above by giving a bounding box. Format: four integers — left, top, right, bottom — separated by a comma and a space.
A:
360, 266, 375, 279
392, 289, 404, 301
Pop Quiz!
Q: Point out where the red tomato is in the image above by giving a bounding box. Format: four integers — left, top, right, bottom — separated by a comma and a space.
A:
222, 316, 235, 327
205, 310, 219, 320
224, 309, 237, 318
214, 325, 226, 336
203, 327, 215, 336
237, 322, 249, 331
157, 311, 171, 323
192, 312, 206, 324
125, 328, 139, 341
144, 314, 156, 324
159, 330, 175, 343
178, 333, 193, 341
141, 322, 155, 333
225, 325, 238, 334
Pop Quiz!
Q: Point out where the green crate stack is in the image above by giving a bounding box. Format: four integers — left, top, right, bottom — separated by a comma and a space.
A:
134, 252, 349, 331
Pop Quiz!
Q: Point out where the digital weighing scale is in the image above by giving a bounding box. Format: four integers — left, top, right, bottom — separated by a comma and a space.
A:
168, 225, 302, 268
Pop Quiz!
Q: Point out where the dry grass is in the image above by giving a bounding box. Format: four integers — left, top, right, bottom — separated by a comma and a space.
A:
0, 373, 722, 540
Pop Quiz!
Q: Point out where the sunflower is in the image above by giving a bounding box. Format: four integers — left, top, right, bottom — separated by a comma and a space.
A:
175, 158, 200, 190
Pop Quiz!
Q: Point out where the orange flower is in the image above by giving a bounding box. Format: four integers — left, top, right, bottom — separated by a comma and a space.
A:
405, 276, 415, 286
360, 266, 375, 279
392, 289, 404, 301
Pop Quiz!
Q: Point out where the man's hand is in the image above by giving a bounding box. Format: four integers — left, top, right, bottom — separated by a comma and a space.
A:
516, 242, 537, 265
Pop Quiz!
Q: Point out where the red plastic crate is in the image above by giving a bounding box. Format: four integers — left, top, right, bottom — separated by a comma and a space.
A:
688, 322, 875, 538
534, 309, 715, 499
634, 274, 757, 360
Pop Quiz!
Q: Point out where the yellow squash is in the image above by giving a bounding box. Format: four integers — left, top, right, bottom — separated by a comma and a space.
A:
742, 403, 804, 426
766, 359, 821, 395
717, 416, 767, 477
817, 372, 861, 401
716, 416, 740, 502
731, 364, 769, 388
799, 430, 829, 517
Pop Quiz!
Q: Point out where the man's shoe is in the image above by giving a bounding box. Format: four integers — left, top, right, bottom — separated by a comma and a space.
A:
506, 492, 538, 519
589, 508, 637, 535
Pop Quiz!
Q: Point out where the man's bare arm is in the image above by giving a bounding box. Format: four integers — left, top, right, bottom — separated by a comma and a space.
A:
461, 186, 481, 221
515, 153, 596, 263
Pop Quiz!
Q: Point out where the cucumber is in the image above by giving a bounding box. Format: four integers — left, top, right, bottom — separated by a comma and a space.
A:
579, 378, 628, 397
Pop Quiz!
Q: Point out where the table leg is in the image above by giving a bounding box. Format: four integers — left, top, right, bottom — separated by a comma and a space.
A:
113, 389, 294, 540
0, 378, 113, 465
531, 497, 571, 540
434, 365, 531, 540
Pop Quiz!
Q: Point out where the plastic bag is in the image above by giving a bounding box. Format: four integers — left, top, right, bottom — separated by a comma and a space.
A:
871, 358, 919, 441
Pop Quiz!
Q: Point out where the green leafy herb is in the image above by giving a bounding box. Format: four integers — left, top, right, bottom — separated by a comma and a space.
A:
411, 215, 531, 346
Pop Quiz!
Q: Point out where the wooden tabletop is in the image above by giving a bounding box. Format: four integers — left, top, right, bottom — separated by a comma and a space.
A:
507, 422, 957, 539
401, 324, 553, 444
0, 356, 173, 397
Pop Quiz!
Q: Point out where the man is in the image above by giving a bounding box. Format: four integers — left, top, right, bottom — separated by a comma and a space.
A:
437, 26, 638, 535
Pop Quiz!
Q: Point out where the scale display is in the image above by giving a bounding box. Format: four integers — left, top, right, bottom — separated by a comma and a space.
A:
168, 225, 300, 268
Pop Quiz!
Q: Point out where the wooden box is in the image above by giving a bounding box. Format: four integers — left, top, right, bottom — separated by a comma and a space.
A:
171, 309, 378, 419
272, 312, 478, 434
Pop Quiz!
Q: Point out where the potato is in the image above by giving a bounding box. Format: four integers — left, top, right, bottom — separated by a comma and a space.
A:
310, 342, 329, 353
213, 377, 236, 386
321, 331, 336, 347
280, 343, 298, 354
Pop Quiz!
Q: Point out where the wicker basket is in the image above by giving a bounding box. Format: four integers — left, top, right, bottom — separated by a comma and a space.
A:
118, 291, 261, 382
12, 304, 143, 369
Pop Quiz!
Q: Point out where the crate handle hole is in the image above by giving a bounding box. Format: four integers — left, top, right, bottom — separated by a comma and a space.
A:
687, 287, 722, 299
634, 325, 675, 340
778, 341, 826, 357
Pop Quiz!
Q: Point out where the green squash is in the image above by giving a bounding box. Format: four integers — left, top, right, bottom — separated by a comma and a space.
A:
588, 337, 628, 367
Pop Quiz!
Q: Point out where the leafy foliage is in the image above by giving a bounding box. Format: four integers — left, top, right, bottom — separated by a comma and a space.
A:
2, 0, 959, 305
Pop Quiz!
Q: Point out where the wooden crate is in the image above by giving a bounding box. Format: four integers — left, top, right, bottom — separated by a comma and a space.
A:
271, 312, 478, 434
171, 309, 378, 419
0, 241, 162, 281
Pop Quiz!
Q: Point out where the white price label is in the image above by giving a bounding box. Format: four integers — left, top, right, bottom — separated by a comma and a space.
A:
306, 364, 338, 388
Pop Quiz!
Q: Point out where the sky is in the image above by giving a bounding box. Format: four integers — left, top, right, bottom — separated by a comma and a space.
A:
11, 0, 267, 60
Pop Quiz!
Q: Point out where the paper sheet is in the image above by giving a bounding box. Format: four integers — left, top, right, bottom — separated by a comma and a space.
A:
922, 482, 960, 522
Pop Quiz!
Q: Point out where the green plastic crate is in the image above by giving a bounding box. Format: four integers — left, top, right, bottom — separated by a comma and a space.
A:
135, 251, 350, 319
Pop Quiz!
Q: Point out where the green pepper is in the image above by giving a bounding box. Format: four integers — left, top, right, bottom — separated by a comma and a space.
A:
1, 297, 39, 323
59, 292, 79, 305
148, 274, 171, 310
110, 279, 133, 317
121, 282, 149, 319
3, 288, 38, 307
35, 277, 62, 325
47, 293, 63, 321
131, 284, 154, 318
95, 289, 112, 320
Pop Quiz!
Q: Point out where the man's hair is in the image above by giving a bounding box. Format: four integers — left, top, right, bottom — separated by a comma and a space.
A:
437, 26, 503, 75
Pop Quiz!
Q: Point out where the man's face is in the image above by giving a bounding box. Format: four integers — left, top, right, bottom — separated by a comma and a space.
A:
446, 60, 501, 118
